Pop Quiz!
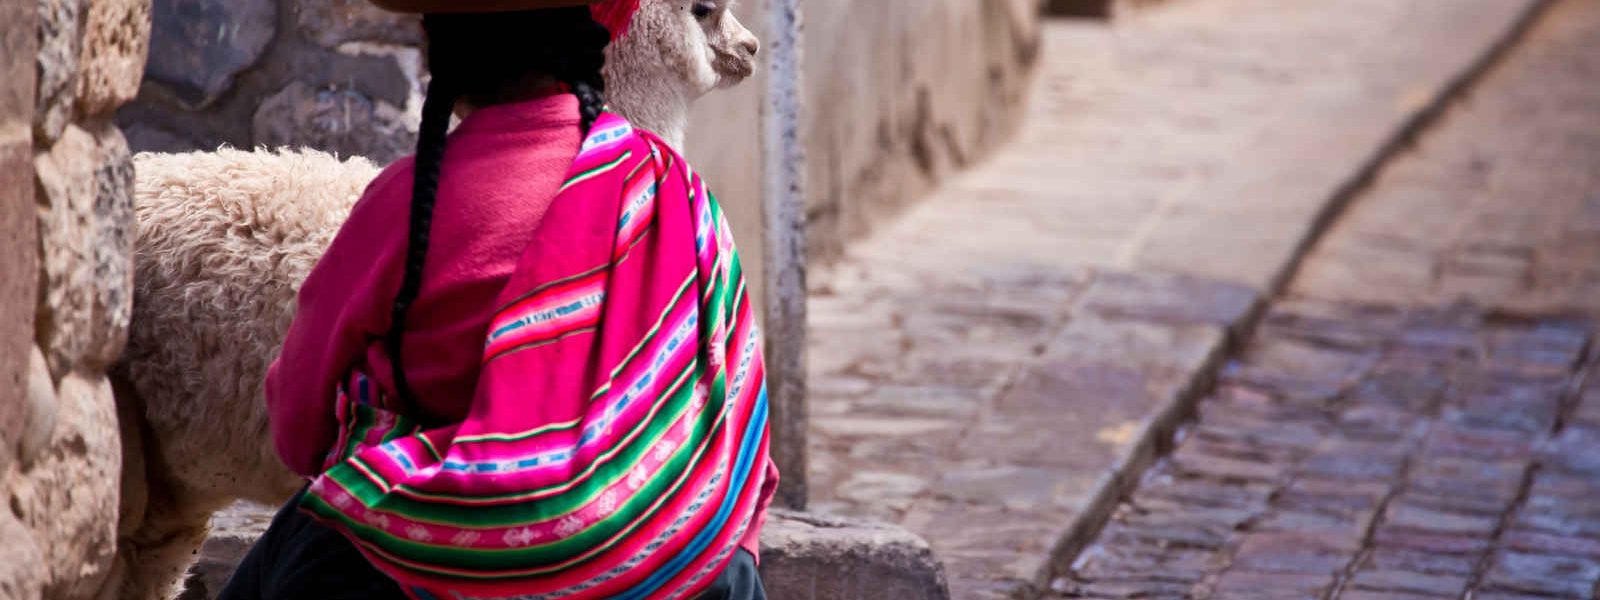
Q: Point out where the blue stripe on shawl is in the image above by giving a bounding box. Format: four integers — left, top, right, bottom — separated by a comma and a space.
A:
614, 386, 769, 600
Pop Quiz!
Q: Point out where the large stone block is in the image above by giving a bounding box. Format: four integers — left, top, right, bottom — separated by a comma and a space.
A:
0, 0, 36, 123
89, 123, 135, 358
145, 0, 276, 108
294, 0, 420, 48
34, 0, 82, 144
0, 512, 46, 600
20, 347, 58, 468
9, 372, 122, 600
34, 123, 134, 379
252, 80, 413, 161
32, 125, 96, 377
760, 510, 951, 600
0, 124, 35, 458
75, 0, 152, 117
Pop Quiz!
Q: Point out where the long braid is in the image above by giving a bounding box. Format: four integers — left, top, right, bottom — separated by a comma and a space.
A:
386, 9, 610, 410
553, 16, 611, 133
386, 69, 456, 408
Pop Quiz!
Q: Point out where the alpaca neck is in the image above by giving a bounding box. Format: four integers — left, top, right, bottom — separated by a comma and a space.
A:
605, 76, 693, 150
641, 111, 688, 150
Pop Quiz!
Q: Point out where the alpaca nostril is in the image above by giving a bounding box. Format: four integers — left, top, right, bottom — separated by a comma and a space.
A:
743, 37, 760, 57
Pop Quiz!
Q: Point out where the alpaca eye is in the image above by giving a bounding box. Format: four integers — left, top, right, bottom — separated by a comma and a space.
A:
691, 1, 715, 19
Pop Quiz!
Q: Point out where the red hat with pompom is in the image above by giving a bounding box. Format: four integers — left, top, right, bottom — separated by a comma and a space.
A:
370, 0, 640, 39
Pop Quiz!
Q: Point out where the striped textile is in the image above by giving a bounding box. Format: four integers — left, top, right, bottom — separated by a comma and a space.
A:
302, 111, 773, 600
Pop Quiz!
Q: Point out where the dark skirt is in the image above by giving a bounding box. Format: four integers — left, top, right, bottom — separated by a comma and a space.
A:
218, 488, 766, 600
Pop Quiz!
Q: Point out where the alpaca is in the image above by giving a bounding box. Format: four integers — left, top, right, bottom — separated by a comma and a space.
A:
113, 2, 760, 598
604, 0, 760, 149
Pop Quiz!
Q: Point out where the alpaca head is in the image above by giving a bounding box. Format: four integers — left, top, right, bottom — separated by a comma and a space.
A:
603, 0, 761, 146
697, 0, 762, 88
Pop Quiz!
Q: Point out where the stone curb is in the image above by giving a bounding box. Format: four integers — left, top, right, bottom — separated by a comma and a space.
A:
979, 278, 1241, 600
1024, 0, 1559, 598
181, 505, 951, 600
1037, 301, 1244, 586
760, 509, 952, 599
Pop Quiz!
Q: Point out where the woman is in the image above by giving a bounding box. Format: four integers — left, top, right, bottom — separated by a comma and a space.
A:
221, 2, 777, 598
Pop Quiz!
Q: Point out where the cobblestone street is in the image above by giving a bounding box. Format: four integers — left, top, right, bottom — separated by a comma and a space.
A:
1292, 0, 1600, 317
805, 0, 1558, 596
1055, 303, 1600, 599
1054, 1, 1600, 598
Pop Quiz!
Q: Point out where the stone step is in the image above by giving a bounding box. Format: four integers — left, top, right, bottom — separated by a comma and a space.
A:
179, 504, 951, 600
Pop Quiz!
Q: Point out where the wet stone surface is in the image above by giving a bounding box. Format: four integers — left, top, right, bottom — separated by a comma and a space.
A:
1291, 0, 1600, 320
1052, 304, 1600, 599
808, 263, 1240, 596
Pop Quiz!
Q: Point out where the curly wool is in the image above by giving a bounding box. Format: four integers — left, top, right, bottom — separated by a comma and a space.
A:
115, 148, 378, 599
125, 148, 378, 502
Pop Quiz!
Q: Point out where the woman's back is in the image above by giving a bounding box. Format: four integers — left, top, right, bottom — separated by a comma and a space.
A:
265, 94, 583, 476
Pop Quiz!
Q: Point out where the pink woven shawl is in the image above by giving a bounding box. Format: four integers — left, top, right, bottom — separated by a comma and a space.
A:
302, 112, 772, 600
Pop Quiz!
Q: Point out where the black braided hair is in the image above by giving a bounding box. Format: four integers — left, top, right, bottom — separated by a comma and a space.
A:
386, 8, 611, 409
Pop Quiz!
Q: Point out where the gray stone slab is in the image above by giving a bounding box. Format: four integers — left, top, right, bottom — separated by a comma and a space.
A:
145, 0, 276, 108
760, 510, 950, 600
181, 505, 950, 600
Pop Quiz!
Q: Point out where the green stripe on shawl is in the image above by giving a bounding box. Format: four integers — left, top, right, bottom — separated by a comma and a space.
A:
302, 371, 740, 574
325, 363, 701, 526
558, 151, 634, 193
331, 398, 417, 465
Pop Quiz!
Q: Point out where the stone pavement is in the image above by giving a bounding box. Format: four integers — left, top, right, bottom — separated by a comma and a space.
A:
806, 0, 1549, 597
1052, 1, 1600, 598
1292, 0, 1600, 319
1053, 302, 1600, 600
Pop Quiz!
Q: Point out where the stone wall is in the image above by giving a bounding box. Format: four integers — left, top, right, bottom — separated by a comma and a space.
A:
802, 0, 1043, 262
119, 0, 423, 163
2, 0, 152, 598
